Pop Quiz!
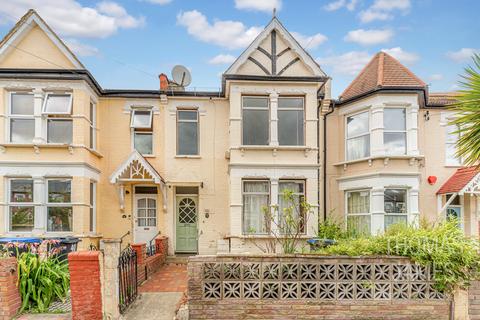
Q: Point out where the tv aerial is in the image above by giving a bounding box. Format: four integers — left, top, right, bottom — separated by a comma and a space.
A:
171, 65, 192, 87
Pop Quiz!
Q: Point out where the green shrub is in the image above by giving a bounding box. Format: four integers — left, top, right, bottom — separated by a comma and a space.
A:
317, 219, 480, 292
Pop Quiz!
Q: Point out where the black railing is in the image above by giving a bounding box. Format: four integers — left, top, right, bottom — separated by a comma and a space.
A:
146, 231, 161, 257
118, 245, 138, 314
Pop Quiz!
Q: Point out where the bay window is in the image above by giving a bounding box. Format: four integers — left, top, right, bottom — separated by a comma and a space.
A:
47, 119, 73, 144
47, 179, 72, 232
9, 179, 34, 232
177, 110, 199, 155
384, 108, 406, 155
278, 97, 304, 146
346, 111, 370, 160
89, 101, 96, 150
89, 181, 96, 232
346, 190, 370, 235
278, 180, 305, 233
9, 93, 35, 143
44, 93, 73, 144
242, 180, 270, 234
384, 189, 407, 230
242, 97, 269, 146
131, 109, 153, 155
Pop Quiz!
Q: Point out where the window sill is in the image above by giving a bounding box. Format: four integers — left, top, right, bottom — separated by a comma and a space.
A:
226, 234, 312, 239
0, 143, 105, 157
333, 155, 425, 167
142, 154, 156, 158
175, 155, 201, 159
234, 145, 316, 151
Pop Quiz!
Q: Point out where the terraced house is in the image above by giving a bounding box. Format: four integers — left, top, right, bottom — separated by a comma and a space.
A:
0, 10, 476, 254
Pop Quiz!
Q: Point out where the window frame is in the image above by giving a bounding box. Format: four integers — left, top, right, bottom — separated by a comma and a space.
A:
345, 189, 371, 235
130, 108, 153, 129
242, 179, 271, 235
445, 123, 461, 166
7, 178, 35, 233
133, 131, 154, 156
8, 92, 35, 144
277, 96, 305, 146
47, 118, 73, 144
89, 101, 97, 150
42, 92, 73, 115
45, 178, 73, 233
278, 179, 306, 234
89, 181, 96, 233
383, 188, 409, 231
345, 110, 370, 161
176, 108, 200, 156
241, 95, 270, 146
383, 107, 407, 156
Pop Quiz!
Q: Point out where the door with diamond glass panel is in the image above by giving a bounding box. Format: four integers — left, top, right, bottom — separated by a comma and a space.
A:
133, 195, 158, 244
175, 196, 198, 253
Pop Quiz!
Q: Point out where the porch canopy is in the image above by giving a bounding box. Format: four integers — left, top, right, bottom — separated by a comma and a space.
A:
436, 167, 480, 214
109, 150, 167, 211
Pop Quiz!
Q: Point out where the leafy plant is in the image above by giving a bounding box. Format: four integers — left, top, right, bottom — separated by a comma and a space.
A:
318, 215, 350, 240
317, 220, 480, 292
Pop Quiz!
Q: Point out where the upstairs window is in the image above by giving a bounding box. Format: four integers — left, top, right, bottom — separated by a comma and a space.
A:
9, 179, 35, 232
47, 119, 73, 144
278, 97, 304, 146
89, 102, 97, 150
44, 93, 73, 144
446, 124, 461, 166
9, 93, 34, 143
384, 108, 406, 155
346, 111, 370, 160
47, 179, 72, 232
43, 93, 72, 115
242, 97, 269, 146
177, 109, 199, 155
131, 109, 153, 155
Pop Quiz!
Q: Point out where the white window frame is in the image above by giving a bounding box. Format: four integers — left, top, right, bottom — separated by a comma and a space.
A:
345, 110, 370, 161
277, 96, 305, 146
278, 179, 306, 234
130, 108, 153, 129
42, 93, 73, 115
46, 178, 73, 233
242, 179, 270, 235
176, 108, 199, 156
89, 101, 97, 150
241, 96, 270, 146
383, 107, 407, 155
345, 189, 371, 234
383, 188, 408, 231
8, 92, 35, 144
445, 123, 461, 166
130, 107, 154, 155
445, 193, 464, 230
7, 178, 35, 233
132, 131, 154, 156
89, 181, 96, 233
47, 118, 73, 144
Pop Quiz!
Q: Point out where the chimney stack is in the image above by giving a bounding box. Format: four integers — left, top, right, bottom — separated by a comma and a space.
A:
159, 73, 169, 91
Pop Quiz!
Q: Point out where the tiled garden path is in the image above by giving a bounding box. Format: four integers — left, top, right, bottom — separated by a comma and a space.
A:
139, 263, 188, 293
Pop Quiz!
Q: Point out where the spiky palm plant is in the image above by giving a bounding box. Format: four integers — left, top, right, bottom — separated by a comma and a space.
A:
450, 53, 480, 166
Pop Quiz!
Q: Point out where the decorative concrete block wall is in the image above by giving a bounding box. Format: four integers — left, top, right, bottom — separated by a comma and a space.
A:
0, 257, 21, 320
188, 255, 451, 320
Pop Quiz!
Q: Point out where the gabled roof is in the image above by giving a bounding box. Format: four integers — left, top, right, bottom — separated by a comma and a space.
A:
225, 17, 326, 77
437, 167, 480, 195
340, 51, 426, 102
0, 9, 84, 69
110, 150, 165, 184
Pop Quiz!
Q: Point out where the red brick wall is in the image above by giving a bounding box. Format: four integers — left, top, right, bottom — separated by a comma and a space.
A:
132, 237, 168, 284
0, 257, 21, 320
68, 251, 103, 320
131, 244, 147, 284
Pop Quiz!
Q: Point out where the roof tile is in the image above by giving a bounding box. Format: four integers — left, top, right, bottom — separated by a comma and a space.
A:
437, 167, 480, 194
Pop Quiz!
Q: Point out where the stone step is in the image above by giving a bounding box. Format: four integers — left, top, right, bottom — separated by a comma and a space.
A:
165, 255, 190, 265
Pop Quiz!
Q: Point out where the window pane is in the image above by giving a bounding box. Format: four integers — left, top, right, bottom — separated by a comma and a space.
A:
384, 108, 406, 131
279, 181, 303, 193
278, 98, 303, 109
176, 186, 198, 194
48, 119, 72, 144
347, 135, 370, 160
384, 189, 407, 213
135, 186, 158, 194
10, 119, 34, 143
90, 126, 95, 149
243, 97, 268, 109
134, 132, 153, 154
244, 181, 269, 193
48, 180, 71, 203
347, 112, 369, 137
90, 102, 95, 121
178, 110, 197, 120
347, 191, 370, 214
242, 109, 269, 145
132, 110, 152, 128
10, 180, 33, 203
384, 132, 406, 155
44, 94, 71, 114
446, 194, 460, 206
347, 215, 370, 236
385, 215, 407, 230
278, 182, 305, 234
89, 182, 95, 232
11, 93, 34, 115
278, 110, 304, 145
243, 194, 269, 234
10, 206, 34, 231
178, 122, 198, 155
47, 207, 72, 232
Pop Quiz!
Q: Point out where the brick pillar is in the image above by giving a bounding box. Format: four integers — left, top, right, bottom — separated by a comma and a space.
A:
0, 257, 21, 320
68, 251, 103, 320
155, 236, 168, 263
101, 239, 121, 320
131, 243, 146, 283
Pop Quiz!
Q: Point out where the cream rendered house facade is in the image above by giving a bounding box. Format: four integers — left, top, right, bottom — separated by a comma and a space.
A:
0, 10, 476, 254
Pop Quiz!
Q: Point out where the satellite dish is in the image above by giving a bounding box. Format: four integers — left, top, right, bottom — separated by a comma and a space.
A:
172, 65, 192, 87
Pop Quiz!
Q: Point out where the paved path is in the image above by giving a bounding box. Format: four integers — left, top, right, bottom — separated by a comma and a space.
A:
123, 263, 188, 320
16, 314, 71, 320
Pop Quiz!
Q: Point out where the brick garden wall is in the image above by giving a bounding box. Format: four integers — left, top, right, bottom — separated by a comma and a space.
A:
188, 255, 451, 320
0, 257, 21, 320
132, 236, 168, 284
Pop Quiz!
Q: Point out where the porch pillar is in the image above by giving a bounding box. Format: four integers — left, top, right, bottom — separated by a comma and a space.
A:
101, 238, 121, 319
409, 189, 420, 227
32, 89, 45, 144
269, 92, 279, 147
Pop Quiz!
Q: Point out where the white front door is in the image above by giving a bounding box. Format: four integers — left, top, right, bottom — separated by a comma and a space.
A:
134, 194, 158, 244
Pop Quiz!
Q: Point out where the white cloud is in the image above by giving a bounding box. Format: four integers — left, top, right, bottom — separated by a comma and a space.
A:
176, 10, 262, 50
208, 54, 236, 65
446, 48, 480, 63
143, 0, 172, 4
234, 0, 282, 13
64, 38, 99, 57
317, 51, 372, 75
344, 29, 393, 46
381, 47, 419, 65
359, 0, 410, 23
428, 74, 443, 81
0, 0, 145, 38
291, 32, 328, 49
324, 0, 358, 12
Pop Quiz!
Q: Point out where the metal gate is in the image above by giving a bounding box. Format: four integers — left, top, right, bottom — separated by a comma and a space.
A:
118, 245, 138, 314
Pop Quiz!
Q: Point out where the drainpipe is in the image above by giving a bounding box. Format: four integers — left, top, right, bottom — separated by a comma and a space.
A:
322, 100, 335, 221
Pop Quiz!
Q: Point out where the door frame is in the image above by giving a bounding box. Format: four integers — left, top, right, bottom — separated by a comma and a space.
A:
133, 190, 159, 244
174, 193, 199, 254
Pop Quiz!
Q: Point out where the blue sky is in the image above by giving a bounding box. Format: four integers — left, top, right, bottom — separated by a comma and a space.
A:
0, 0, 479, 97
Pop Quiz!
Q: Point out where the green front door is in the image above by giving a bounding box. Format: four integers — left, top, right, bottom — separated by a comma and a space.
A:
175, 196, 198, 253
